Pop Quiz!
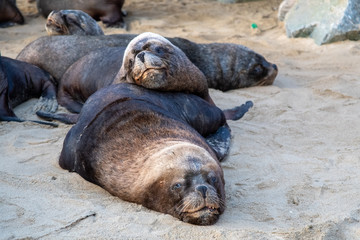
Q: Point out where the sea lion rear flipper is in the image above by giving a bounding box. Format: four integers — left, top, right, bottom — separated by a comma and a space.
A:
0, 115, 58, 127
36, 110, 79, 124
205, 124, 231, 161
223, 101, 253, 121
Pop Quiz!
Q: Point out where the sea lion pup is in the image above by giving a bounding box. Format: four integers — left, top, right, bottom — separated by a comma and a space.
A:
16, 34, 278, 90
0, 56, 58, 127
0, 0, 24, 28
45, 10, 104, 36
37, 0, 126, 28
58, 83, 253, 225
57, 47, 125, 113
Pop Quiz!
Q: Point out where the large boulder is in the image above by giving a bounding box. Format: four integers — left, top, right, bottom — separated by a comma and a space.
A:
282, 0, 360, 45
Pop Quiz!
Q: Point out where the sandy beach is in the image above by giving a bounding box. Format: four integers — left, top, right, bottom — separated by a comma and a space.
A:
1, 0, 360, 239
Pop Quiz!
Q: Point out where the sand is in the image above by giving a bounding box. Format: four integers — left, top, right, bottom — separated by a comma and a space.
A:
1, 0, 360, 239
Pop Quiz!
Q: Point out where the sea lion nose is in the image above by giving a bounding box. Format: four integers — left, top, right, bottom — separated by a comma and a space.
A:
272, 64, 278, 71
137, 52, 145, 63
196, 185, 208, 198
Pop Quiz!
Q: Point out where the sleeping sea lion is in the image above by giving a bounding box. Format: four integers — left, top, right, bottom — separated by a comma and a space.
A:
0, 56, 58, 126
58, 83, 253, 225
0, 0, 24, 27
45, 10, 104, 36
57, 47, 125, 113
37, 0, 126, 28
16, 34, 278, 91
57, 32, 213, 113
116, 32, 212, 102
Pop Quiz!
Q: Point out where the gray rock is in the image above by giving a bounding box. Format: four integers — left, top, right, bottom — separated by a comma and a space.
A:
278, 0, 297, 21
284, 0, 360, 45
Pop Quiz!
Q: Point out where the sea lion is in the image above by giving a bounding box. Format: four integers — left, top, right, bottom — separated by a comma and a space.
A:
45, 10, 104, 36
37, 0, 126, 28
58, 83, 252, 225
0, 56, 58, 126
0, 0, 24, 27
58, 47, 125, 113
16, 34, 278, 90
116, 32, 212, 102
57, 32, 214, 113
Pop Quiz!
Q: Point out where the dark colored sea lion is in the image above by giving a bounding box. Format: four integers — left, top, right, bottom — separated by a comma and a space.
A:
16, 34, 278, 90
36, 0, 126, 28
0, 0, 24, 28
58, 47, 125, 113
57, 32, 211, 113
0, 56, 58, 126
45, 10, 104, 36
58, 83, 252, 225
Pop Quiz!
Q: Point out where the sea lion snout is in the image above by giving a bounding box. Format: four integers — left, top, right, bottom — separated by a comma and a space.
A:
248, 56, 278, 86
272, 63, 278, 71
261, 58, 278, 85
136, 51, 164, 67
46, 11, 68, 35
196, 185, 208, 198
262, 62, 278, 86
132, 51, 167, 87
177, 178, 223, 225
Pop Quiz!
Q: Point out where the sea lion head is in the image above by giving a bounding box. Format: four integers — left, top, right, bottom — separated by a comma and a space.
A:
234, 46, 278, 88
137, 142, 225, 225
45, 10, 104, 36
245, 52, 278, 87
117, 32, 209, 98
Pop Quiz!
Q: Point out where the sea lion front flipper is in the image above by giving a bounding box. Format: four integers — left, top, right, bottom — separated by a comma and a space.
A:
36, 110, 79, 124
223, 101, 254, 121
0, 115, 58, 127
205, 124, 231, 161
33, 96, 59, 113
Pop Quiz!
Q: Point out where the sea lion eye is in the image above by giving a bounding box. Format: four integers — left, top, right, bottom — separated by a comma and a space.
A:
142, 43, 151, 51
172, 183, 182, 190
155, 46, 165, 55
209, 176, 218, 185
251, 65, 264, 76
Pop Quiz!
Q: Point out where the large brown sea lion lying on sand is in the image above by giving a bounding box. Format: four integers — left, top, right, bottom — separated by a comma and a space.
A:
57, 82, 253, 225
16, 34, 278, 91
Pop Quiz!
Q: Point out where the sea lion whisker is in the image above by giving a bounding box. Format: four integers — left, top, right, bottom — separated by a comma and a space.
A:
178, 199, 194, 213
217, 198, 226, 209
